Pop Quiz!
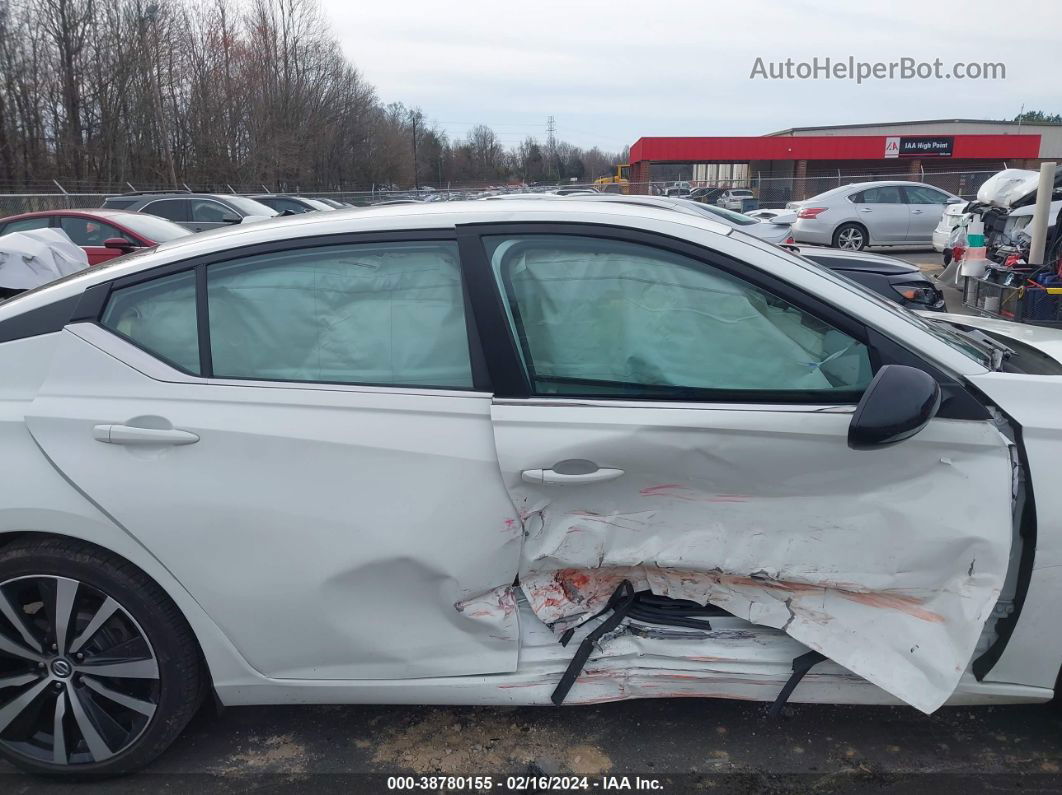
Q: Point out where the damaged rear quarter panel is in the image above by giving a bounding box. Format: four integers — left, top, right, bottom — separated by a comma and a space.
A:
492, 401, 1014, 714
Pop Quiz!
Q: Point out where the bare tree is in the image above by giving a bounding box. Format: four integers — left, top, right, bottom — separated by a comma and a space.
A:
0, 0, 622, 192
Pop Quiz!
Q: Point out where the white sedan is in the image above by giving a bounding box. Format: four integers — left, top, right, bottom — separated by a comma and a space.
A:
0, 200, 1059, 776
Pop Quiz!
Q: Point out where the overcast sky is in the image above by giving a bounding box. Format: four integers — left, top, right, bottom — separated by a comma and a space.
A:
321, 0, 1060, 153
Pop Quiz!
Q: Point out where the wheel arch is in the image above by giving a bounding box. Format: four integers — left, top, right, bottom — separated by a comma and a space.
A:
832, 220, 870, 248
0, 527, 253, 695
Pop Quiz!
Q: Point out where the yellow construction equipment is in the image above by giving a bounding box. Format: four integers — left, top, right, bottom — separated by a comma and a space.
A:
594, 164, 630, 193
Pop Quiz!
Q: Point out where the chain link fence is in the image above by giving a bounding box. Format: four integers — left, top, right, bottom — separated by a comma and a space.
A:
0, 169, 1006, 217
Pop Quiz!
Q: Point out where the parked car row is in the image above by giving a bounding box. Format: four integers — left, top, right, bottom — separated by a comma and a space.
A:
557, 194, 944, 311
0, 209, 192, 264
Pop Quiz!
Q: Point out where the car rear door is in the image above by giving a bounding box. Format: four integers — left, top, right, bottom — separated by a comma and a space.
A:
140, 198, 191, 229
25, 233, 522, 681
459, 224, 1015, 713
850, 185, 909, 242
903, 186, 951, 243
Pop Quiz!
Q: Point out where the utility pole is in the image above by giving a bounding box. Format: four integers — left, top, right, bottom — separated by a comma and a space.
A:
146, 4, 177, 188
410, 110, 422, 190
546, 115, 556, 182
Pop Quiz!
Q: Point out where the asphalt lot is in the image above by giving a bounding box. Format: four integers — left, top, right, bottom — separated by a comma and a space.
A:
7, 246, 1051, 794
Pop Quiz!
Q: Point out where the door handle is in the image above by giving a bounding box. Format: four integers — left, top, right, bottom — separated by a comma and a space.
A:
912, 209, 923, 214
93, 424, 200, 446
521, 467, 624, 485
858, 207, 872, 213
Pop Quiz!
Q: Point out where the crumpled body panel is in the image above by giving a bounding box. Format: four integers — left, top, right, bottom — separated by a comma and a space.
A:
492, 402, 1014, 714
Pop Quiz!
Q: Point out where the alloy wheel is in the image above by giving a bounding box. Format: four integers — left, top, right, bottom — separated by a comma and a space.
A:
837, 227, 865, 249
0, 575, 159, 766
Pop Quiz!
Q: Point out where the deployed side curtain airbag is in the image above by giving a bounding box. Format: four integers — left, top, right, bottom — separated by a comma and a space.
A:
494, 238, 871, 394
207, 242, 473, 387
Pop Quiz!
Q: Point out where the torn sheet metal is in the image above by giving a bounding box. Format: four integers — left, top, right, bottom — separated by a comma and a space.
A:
492, 402, 1015, 714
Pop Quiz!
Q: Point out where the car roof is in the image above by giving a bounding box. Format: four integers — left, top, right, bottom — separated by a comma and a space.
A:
813, 180, 950, 199
114, 193, 235, 201
0, 208, 151, 223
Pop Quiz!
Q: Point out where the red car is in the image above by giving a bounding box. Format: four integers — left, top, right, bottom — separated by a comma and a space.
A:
0, 208, 192, 265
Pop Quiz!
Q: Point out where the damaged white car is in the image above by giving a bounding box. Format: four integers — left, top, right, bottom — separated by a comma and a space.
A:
0, 200, 1060, 777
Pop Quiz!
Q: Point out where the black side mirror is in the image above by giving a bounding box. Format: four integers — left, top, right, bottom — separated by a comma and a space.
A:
848, 365, 941, 450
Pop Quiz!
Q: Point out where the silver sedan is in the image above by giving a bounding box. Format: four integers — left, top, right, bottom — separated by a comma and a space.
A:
790, 181, 962, 250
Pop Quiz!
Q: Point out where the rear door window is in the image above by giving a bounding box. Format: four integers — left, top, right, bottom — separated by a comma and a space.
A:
142, 199, 190, 222
206, 241, 474, 388
100, 270, 200, 373
851, 186, 903, 204
1, 217, 52, 234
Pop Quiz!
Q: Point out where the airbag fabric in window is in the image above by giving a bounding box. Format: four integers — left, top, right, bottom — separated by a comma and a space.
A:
490, 236, 871, 396
207, 242, 473, 388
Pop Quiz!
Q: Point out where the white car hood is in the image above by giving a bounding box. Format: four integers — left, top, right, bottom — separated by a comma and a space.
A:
921, 311, 1062, 363
976, 169, 1040, 209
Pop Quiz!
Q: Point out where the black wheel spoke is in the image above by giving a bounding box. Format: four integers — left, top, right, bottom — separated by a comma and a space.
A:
0, 678, 50, 733
67, 685, 113, 762
0, 673, 40, 690
52, 691, 66, 764
81, 676, 156, 718
76, 657, 158, 680
69, 597, 119, 655
0, 589, 42, 654
0, 630, 43, 663
0, 576, 158, 766
52, 580, 78, 657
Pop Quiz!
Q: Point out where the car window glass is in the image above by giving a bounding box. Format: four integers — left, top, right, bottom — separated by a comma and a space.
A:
102, 198, 136, 209
905, 186, 950, 204
59, 216, 123, 246
190, 199, 230, 223
264, 198, 308, 213
143, 199, 189, 222
852, 186, 903, 204
100, 270, 200, 373
207, 241, 473, 388
2, 217, 52, 233
486, 235, 872, 400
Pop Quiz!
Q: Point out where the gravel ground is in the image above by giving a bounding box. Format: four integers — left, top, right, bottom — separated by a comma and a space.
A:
4, 699, 1061, 793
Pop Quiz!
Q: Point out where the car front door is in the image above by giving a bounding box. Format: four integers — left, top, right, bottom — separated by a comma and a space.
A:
460, 225, 1014, 713
58, 216, 125, 265
24, 234, 522, 680
188, 199, 238, 232
903, 186, 951, 243
849, 185, 909, 243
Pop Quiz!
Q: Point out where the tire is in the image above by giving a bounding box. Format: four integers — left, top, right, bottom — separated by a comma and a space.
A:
833, 223, 868, 251
0, 536, 203, 778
